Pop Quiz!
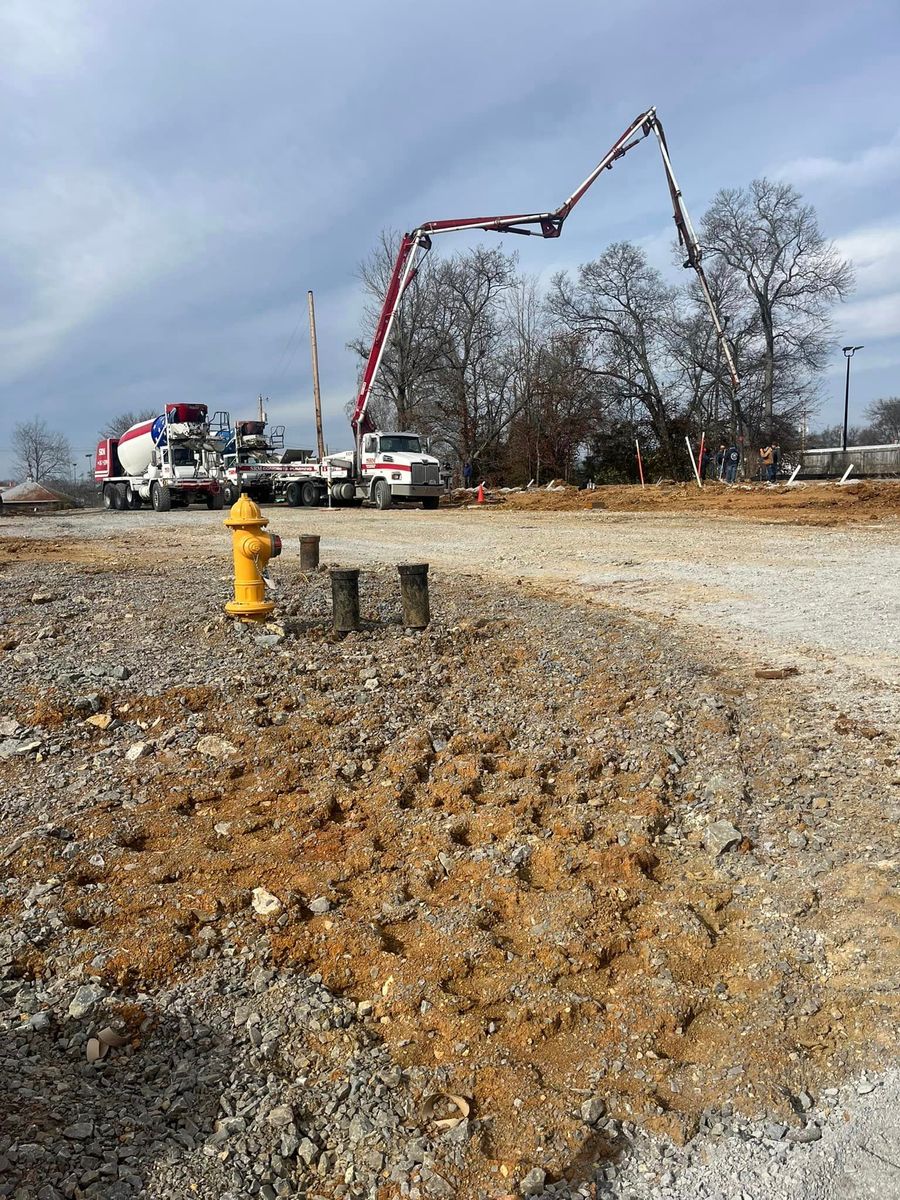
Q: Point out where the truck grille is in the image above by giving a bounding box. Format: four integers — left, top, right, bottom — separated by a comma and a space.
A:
412, 463, 439, 486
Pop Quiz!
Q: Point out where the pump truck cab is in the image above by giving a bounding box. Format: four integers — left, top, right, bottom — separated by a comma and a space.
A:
324, 431, 442, 509
95, 404, 224, 511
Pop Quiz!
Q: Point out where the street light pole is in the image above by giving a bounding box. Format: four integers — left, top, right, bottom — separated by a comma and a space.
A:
841, 344, 864, 452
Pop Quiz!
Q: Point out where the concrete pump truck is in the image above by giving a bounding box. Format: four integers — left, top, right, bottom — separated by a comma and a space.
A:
324, 104, 739, 507
97, 108, 737, 513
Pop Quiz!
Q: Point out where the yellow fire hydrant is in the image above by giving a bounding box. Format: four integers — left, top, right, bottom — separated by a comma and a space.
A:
224, 494, 282, 621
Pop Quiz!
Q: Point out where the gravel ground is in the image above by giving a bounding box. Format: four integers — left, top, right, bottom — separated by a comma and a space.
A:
5, 505, 897, 714
0, 510, 897, 1199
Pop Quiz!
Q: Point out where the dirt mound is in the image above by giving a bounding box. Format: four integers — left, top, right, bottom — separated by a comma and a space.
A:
493, 479, 900, 525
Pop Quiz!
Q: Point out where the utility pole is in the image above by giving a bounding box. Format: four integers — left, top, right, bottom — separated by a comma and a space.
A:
307, 290, 326, 460
841, 345, 863, 452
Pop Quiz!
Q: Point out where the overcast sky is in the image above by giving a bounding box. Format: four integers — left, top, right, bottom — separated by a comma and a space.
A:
1, 0, 898, 479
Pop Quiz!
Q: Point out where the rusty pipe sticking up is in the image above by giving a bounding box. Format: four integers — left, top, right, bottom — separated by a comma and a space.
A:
330, 568, 360, 634
397, 563, 430, 629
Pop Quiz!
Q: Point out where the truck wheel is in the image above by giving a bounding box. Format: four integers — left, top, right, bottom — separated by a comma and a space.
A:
102, 484, 116, 510
373, 479, 392, 510
126, 487, 142, 509
151, 482, 172, 512
112, 483, 128, 510
223, 483, 238, 505
285, 482, 302, 507
207, 489, 225, 510
301, 481, 320, 507
421, 497, 439, 510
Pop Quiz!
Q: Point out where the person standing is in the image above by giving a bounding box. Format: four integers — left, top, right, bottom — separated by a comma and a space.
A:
772, 443, 781, 482
759, 443, 774, 483
724, 443, 741, 484
699, 444, 711, 479
715, 443, 727, 480
462, 461, 473, 489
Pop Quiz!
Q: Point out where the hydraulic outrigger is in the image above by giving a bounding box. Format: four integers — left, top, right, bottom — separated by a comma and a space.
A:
350, 107, 740, 451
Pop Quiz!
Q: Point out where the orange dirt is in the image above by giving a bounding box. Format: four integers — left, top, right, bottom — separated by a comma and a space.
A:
1, 534, 897, 1197
487, 479, 900, 525
3, 658, 896, 1192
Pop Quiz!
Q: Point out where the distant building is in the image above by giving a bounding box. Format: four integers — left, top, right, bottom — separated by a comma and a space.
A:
0, 481, 75, 515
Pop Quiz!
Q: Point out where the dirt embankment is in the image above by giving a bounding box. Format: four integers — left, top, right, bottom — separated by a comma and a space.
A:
479, 479, 900, 525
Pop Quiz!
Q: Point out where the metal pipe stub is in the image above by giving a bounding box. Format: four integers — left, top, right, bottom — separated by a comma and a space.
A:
299, 534, 320, 572
397, 562, 430, 629
330, 568, 360, 633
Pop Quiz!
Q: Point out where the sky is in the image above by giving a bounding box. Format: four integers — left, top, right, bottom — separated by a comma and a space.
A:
1, 0, 899, 479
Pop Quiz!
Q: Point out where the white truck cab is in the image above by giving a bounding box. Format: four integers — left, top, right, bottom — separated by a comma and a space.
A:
357, 431, 442, 509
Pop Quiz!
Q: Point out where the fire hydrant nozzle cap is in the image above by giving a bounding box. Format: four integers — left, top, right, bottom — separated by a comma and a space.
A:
224, 493, 269, 529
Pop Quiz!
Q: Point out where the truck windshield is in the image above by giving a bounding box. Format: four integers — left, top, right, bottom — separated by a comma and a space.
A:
379, 435, 421, 454
171, 448, 196, 466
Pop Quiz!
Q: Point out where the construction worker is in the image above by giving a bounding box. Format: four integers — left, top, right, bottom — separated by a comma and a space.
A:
724, 443, 741, 484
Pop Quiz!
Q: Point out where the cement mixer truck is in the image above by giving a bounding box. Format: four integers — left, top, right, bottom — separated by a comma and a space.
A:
94, 404, 225, 511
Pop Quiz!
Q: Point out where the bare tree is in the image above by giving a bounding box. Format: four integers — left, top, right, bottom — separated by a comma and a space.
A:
99, 409, 158, 439
550, 242, 700, 474
865, 397, 900, 443
505, 329, 603, 484
425, 245, 519, 472
13, 419, 73, 481
701, 179, 854, 437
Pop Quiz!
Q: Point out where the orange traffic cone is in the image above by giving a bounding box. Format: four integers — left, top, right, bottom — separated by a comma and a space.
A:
476, 482, 485, 504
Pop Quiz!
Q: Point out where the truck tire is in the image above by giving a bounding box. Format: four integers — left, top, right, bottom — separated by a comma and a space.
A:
112, 483, 128, 510
421, 496, 439, 510
301, 481, 320, 507
223, 482, 238, 505
102, 484, 116, 510
207, 489, 225, 510
373, 479, 392, 510
126, 486, 142, 509
285, 482, 302, 507
151, 482, 172, 512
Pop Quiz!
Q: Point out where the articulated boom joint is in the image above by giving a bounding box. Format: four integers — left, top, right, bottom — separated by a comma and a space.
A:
349, 107, 740, 436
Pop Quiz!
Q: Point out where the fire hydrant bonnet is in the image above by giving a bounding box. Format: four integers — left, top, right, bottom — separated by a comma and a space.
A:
224, 492, 269, 529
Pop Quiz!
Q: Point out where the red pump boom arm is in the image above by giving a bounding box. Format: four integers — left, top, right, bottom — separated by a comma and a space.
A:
350, 107, 739, 439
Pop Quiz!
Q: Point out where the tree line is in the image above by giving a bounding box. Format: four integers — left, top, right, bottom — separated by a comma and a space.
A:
350, 178, 863, 483
807, 397, 900, 449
